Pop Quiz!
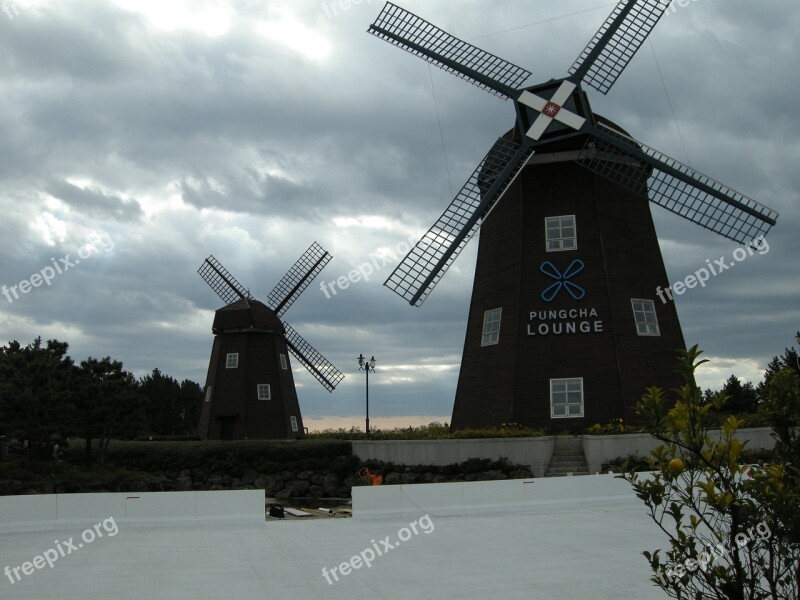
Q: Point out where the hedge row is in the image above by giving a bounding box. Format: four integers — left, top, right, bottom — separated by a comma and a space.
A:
62, 438, 354, 476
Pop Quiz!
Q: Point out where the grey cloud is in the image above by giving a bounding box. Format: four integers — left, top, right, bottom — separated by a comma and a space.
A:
46, 179, 143, 221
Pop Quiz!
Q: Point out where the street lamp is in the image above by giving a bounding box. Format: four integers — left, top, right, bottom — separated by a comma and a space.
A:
357, 353, 376, 436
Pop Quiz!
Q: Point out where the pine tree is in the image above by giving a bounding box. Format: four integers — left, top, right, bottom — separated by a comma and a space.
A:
758, 348, 800, 401
0, 338, 77, 454
721, 375, 758, 413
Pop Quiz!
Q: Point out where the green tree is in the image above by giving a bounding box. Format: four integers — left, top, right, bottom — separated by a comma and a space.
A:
721, 375, 759, 414
758, 348, 799, 400
623, 346, 799, 599
140, 369, 200, 435
178, 379, 203, 435
75, 357, 140, 463
703, 388, 727, 407
0, 338, 77, 454
756, 368, 800, 546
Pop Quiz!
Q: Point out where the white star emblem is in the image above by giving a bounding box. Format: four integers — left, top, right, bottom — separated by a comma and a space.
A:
543, 102, 560, 116
518, 81, 586, 141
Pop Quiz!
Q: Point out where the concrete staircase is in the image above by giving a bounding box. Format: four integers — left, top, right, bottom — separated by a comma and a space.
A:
546, 436, 589, 477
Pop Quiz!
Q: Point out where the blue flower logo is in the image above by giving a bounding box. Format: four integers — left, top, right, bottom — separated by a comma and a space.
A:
540, 259, 586, 302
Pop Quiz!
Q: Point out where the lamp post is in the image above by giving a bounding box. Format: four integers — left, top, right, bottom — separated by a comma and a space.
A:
357, 353, 376, 436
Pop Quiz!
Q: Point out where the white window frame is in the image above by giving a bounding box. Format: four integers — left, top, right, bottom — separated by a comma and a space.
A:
290, 416, 298, 432
545, 215, 577, 252
257, 384, 271, 401
204, 386, 213, 403
550, 377, 584, 419
225, 353, 239, 369
280, 354, 288, 370
631, 298, 660, 336
481, 308, 502, 346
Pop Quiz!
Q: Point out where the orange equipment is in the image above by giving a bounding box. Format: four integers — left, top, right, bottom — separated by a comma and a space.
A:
357, 467, 383, 486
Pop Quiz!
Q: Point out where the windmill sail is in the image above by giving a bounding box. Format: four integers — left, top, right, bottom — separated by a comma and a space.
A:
267, 242, 331, 317
569, 0, 669, 95
198, 256, 253, 305
384, 136, 534, 306
368, 2, 531, 98
577, 122, 779, 244
283, 322, 344, 392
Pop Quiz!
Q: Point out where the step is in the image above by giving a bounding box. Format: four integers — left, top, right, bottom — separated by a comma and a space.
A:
546, 437, 589, 477
550, 453, 586, 460
552, 436, 583, 453
547, 465, 589, 472
545, 471, 590, 477
549, 461, 589, 470
546, 467, 590, 474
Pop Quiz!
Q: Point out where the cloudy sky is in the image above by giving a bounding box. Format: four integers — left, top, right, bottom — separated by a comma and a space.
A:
0, 0, 797, 431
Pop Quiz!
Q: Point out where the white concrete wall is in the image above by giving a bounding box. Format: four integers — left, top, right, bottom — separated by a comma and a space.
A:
351, 437, 556, 478
583, 427, 775, 474
0, 495, 57, 532
352, 473, 641, 520
0, 490, 265, 533
353, 428, 774, 480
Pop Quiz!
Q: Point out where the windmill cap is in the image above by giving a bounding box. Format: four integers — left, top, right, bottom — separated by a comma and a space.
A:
212, 298, 285, 334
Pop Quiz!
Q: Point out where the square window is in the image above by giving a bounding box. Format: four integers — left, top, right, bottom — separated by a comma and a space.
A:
481, 308, 502, 346
550, 377, 584, 419
226, 353, 239, 369
257, 384, 271, 401
280, 354, 288, 370
545, 215, 577, 252
631, 299, 660, 336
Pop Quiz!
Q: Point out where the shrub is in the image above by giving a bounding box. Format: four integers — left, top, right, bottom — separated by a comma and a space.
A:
308, 422, 545, 440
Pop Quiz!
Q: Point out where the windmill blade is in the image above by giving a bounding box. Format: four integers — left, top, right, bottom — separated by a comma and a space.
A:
282, 322, 344, 393
198, 256, 253, 305
384, 136, 535, 306
266, 242, 332, 318
576, 123, 779, 244
569, 0, 668, 95
368, 2, 531, 98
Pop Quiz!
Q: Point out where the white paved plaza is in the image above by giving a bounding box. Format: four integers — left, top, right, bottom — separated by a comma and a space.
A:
1, 491, 668, 599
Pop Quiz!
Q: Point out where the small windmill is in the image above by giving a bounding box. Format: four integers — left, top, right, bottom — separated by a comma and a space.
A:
368, 1, 779, 429
197, 243, 344, 440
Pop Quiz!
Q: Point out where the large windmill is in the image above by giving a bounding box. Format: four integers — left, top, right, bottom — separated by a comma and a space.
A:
197, 243, 344, 440
368, 1, 779, 429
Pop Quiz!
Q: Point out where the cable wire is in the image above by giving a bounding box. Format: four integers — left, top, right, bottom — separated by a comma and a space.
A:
649, 38, 691, 165
468, 3, 617, 41
428, 63, 455, 199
